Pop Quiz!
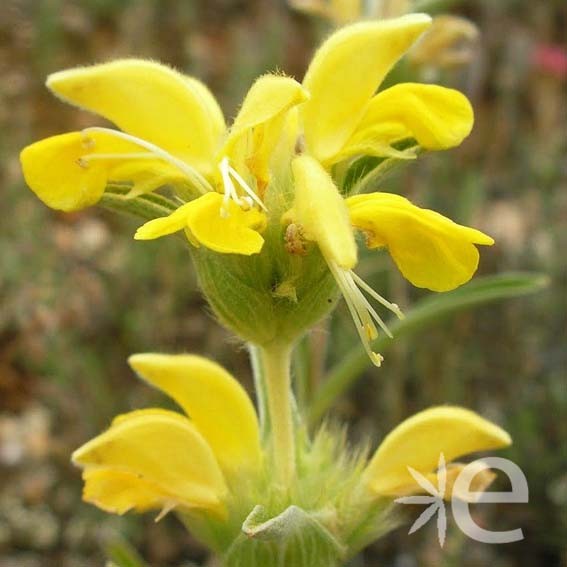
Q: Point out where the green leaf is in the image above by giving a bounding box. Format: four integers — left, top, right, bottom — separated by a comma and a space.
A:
309, 273, 549, 424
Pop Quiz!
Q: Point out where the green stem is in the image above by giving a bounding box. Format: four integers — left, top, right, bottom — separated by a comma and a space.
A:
248, 343, 270, 443
259, 343, 295, 485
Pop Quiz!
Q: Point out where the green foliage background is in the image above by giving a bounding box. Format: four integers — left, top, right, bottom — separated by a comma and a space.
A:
0, 0, 565, 565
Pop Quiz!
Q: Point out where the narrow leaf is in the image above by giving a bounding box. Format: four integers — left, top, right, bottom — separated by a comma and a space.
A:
309, 273, 549, 423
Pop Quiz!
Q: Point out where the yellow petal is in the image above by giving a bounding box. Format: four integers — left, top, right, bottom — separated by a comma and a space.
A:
20, 130, 154, 212
72, 409, 227, 516
270, 107, 302, 181
21, 132, 105, 211
82, 468, 173, 515
444, 461, 497, 502
409, 15, 479, 68
301, 14, 432, 164
135, 192, 266, 254
371, 0, 411, 18
347, 192, 494, 291
289, 0, 362, 25
290, 155, 357, 269
188, 195, 267, 255
128, 353, 262, 474
47, 60, 225, 170
365, 406, 511, 497
224, 74, 309, 189
344, 83, 473, 155
134, 200, 197, 240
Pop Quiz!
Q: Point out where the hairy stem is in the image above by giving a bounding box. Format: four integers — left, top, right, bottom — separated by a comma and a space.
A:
259, 343, 295, 485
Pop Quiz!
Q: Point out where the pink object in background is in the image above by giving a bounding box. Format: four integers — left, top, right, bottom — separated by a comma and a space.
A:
533, 44, 567, 78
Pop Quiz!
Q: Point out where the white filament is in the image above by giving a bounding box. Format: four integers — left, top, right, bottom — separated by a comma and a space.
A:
328, 261, 404, 367
81, 127, 212, 195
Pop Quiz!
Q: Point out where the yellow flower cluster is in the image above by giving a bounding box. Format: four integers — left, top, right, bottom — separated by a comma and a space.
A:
74, 353, 510, 543
21, 15, 492, 364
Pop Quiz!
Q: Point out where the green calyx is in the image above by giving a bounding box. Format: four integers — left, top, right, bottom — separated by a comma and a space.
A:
180, 425, 397, 567
189, 175, 339, 347
190, 240, 337, 347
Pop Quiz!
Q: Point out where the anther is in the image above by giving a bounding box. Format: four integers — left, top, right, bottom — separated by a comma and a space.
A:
327, 261, 404, 367
81, 136, 96, 150
218, 157, 267, 217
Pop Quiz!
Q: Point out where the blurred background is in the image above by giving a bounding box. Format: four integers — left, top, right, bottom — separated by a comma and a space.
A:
0, 0, 565, 565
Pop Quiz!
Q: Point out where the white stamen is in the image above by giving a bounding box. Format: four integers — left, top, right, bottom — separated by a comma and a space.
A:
82, 127, 212, 195
351, 271, 404, 319
328, 261, 404, 367
218, 157, 268, 217
343, 271, 393, 338
226, 162, 268, 212
219, 157, 241, 216
154, 502, 176, 522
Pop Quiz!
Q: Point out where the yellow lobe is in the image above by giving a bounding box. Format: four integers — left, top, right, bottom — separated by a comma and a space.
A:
409, 15, 480, 68
82, 468, 173, 515
347, 192, 494, 292
344, 83, 474, 155
289, 0, 363, 25
329, 0, 363, 24
301, 14, 432, 164
20, 130, 157, 212
224, 74, 309, 188
444, 461, 497, 502
290, 155, 357, 269
20, 132, 105, 212
47, 59, 225, 170
135, 192, 266, 255
72, 409, 227, 517
364, 406, 511, 497
128, 353, 262, 474
187, 193, 266, 254
134, 200, 197, 240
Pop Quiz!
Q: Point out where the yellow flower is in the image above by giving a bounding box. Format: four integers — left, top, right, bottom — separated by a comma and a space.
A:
289, 0, 411, 25
364, 406, 511, 500
20, 60, 307, 255
286, 16, 492, 364
408, 15, 480, 69
71, 354, 511, 562
73, 353, 262, 519
288, 0, 366, 25
300, 15, 473, 165
289, 2, 479, 71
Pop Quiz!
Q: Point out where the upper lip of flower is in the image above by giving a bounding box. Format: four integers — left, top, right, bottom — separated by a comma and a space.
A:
20, 60, 308, 253
71, 353, 263, 519
363, 405, 511, 500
